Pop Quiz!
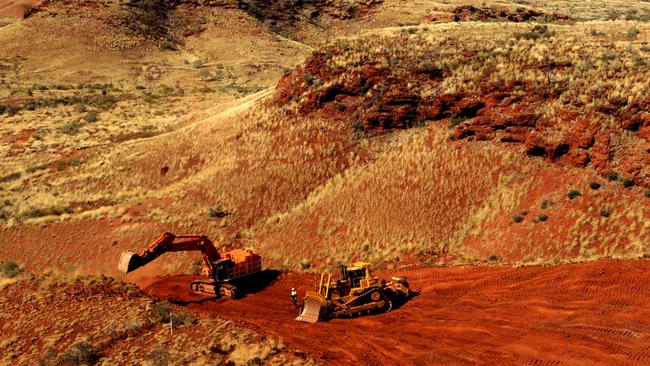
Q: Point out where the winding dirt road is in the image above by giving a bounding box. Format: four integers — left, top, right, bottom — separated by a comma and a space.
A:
143, 259, 650, 365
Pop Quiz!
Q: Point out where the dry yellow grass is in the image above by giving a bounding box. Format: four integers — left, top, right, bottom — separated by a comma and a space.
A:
0, 271, 315, 365
1, 1, 649, 274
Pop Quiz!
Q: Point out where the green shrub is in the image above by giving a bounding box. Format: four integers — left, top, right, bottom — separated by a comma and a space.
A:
448, 115, 467, 128
0, 261, 24, 279
488, 254, 500, 263
607, 171, 620, 181
208, 205, 229, 218
61, 342, 100, 365
645, 190, 650, 198
0, 104, 6, 114
149, 301, 196, 326
512, 214, 524, 223
589, 182, 601, 190
567, 190, 581, 200
300, 259, 311, 270
538, 214, 548, 222
540, 199, 551, 209
58, 123, 82, 135
600, 209, 611, 217
83, 111, 99, 123
622, 178, 634, 188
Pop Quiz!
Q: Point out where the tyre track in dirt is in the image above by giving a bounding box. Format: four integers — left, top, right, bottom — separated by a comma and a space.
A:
142, 259, 650, 365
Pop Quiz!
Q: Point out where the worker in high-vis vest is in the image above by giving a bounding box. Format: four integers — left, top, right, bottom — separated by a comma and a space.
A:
290, 287, 297, 308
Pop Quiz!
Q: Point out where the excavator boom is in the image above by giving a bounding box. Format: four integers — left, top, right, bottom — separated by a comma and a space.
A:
117, 232, 262, 299
117, 232, 220, 275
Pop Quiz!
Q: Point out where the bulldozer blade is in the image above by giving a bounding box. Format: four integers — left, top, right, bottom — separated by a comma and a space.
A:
117, 252, 140, 274
295, 296, 323, 323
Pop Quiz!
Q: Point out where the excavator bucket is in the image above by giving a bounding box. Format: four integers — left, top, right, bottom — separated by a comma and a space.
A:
295, 295, 323, 323
117, 252, 141, 274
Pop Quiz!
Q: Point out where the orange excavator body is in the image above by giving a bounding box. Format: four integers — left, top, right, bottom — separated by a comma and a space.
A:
118, 232, 261, 298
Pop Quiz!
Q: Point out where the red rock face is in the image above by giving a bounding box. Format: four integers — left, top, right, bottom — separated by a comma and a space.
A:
274, 50, 649, 188
450, 5, 571, 23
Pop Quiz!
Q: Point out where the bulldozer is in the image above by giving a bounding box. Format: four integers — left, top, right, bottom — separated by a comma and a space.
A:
118, 232, 262, 298
295, 262, 412, 323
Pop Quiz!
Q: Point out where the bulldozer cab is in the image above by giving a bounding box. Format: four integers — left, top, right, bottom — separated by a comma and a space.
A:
341, 262, 372, 290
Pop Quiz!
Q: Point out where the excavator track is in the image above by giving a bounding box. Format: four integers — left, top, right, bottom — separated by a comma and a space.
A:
190, 281, 238, 299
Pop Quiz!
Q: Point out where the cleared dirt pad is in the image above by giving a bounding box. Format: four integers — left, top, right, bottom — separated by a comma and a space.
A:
142, 259, 650, 365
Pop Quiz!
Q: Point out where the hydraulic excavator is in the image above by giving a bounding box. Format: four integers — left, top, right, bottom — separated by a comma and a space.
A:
118, 232, 262, 298
296, 262, 412, 323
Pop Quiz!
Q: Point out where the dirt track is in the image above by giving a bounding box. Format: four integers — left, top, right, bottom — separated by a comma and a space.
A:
143, 259, 650, 365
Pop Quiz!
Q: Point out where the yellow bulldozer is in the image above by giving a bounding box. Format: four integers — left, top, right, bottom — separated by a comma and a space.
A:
295, 262, 412, 323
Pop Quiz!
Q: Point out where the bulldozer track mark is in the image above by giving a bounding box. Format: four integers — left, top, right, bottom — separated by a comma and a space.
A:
142, 260, 650, 365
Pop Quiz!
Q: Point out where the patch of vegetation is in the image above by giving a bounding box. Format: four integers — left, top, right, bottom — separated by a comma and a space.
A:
607, 171, 620, 181
56, 159, 83, 171
61, 341, 101, 366
148, 301, 196, 326
300, 259, 311, 270
517, 24, 555, 40
540, 199, 551, 209
538, 213, 548, 222
512, 214, 524, 223
488, 254, 500, 263
83, 111, 99, 123
0, 172, 21, 184
58, 122, 83, 135
22, 206, 73, 219
646, 189, 650, 198
208, 205, 230, 218
600, 208, 611, 217
589, 182, 601, 190
567, 189, 581, 200
448, 115, 468, 128
0, 261, 24, 279
622, 178, 634, 188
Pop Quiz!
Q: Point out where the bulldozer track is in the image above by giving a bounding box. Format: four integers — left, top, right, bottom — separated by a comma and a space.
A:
142, 259, 650, 365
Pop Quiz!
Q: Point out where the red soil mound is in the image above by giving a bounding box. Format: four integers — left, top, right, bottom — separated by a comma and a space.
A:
142, 259, 650, 365
0, 0, 43, 18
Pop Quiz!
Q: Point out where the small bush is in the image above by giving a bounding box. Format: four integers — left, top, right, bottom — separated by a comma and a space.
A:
622, 178, 634, 188
538, 214, 548, 222
208, 205, 230, 218
147, 348, 170, 366
83, 111, 99, 123
645, 190, 650, 198
300, 259, 311, 270
521, 210, 528, 216
0, 104, 6, 114
589, 182, 601, 190
61, 342, 100, 365
607, 171, 620, 181
600, 209, 611, 217
56, 159, 83, 171
22, 206, 73, 219
567, 190, 581, 200
488, 254, 500, 263
540, 199, 551, 209
512, 214, 524, 223
448, 115, 467, 128
149, 301, 196, 326
0, 261, 24, 279
58, 123, 82, 135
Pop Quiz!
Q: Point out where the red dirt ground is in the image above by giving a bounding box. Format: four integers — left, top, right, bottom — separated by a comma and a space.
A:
141, 259, 650, 365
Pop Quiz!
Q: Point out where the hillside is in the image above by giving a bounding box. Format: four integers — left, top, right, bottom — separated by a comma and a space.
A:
0, 264, 314, 365
0, 0, 649, 364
